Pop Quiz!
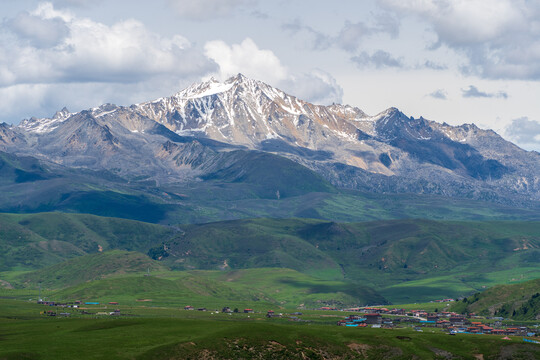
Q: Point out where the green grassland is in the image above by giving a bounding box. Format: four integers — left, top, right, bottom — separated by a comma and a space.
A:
11, 250, 167, 289
450, 278, 540, 320
3, 261, 386, 309
0, 212, 175, 271
0, 299, 539, 360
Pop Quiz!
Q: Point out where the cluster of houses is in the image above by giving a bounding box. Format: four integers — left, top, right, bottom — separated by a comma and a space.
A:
183, 305, 286, 318
183, 305, 256, 313
37, 300, 121, 317
336, 307, 538, 337
37, 300, 81, 308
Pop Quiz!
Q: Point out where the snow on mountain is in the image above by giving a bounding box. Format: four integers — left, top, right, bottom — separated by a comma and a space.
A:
129, 74, 372, 154
5, 73, 540, 205
19, 107, 73, 134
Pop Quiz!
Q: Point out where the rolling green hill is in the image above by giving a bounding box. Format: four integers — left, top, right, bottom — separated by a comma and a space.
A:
14, 250, 167, 289
451, 278, 540, 320
2, 213, 540, 303
10, 251, 385, 308
51, 269, 385, 308
160, 218, 540, 302
0, 213, 175, 271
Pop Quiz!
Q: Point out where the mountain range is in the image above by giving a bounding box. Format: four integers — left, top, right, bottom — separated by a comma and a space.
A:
1, 75, 540, 305
1, 73, 539, 209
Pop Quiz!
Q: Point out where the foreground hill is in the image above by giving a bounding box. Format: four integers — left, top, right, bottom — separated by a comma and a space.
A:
452, 278, 540, 320
2, 303, 539, 360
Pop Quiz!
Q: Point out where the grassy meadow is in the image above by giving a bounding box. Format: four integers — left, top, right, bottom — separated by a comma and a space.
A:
0, 298, 539, 360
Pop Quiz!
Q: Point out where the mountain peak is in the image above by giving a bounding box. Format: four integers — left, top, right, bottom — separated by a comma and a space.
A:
227, 73, 248, 84
174, 73, 265, 100
53, 107, 71, 120
174, 78, 234, 100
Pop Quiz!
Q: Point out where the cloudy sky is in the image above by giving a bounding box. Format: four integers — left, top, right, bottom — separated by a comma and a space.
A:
1, 0, 540, 151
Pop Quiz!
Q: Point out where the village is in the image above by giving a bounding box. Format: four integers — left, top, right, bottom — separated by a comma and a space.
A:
335, 306, 539, 338
37, 300, 121, 317
34, 298, 539, 341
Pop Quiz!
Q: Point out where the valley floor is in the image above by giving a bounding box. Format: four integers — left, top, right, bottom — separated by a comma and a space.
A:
1, 299, 539, 360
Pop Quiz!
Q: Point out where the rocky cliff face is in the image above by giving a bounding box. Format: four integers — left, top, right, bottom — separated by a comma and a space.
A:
4, 74, 540, 206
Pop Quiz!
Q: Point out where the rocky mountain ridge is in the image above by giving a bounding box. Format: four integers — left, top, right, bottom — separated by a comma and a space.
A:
3, 74, 540, 206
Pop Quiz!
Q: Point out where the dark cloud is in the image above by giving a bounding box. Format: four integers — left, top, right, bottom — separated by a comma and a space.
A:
461, 85, 508, 99
251, 10, 268, 19
351, 50, 403, 68
381, 1, 540, 81
428, 89, 447, 100
282, 19, 331, 50
51, 0, 103, 7
423, 60, 447, 70
336, 22, 372, 52
168, 0, 257, 20
505, 117, 540, 151
283, 14, 399, 53
5, 12, 70, 48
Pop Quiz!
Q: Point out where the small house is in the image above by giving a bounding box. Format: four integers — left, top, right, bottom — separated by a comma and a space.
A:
266, 310, 282, 318
364, 313, 382, 325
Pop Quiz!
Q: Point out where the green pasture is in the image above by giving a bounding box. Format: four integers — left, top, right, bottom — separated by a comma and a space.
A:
0, 299, 539, 360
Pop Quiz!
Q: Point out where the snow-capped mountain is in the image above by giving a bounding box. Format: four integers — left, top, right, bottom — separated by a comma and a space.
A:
4, 74, 540, 205
133, 74, 368, 148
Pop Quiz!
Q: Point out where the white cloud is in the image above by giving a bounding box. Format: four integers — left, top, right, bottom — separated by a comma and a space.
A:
0, 74, 202, 124
283, 70, 343, 105
381, 0, 540, 80
204, 38, 342, 105
204, 38, 287, 84
167, 0, 256, 20
504, 117, 540, 151
0, 2, 220, 123
0, 2, 217, 87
